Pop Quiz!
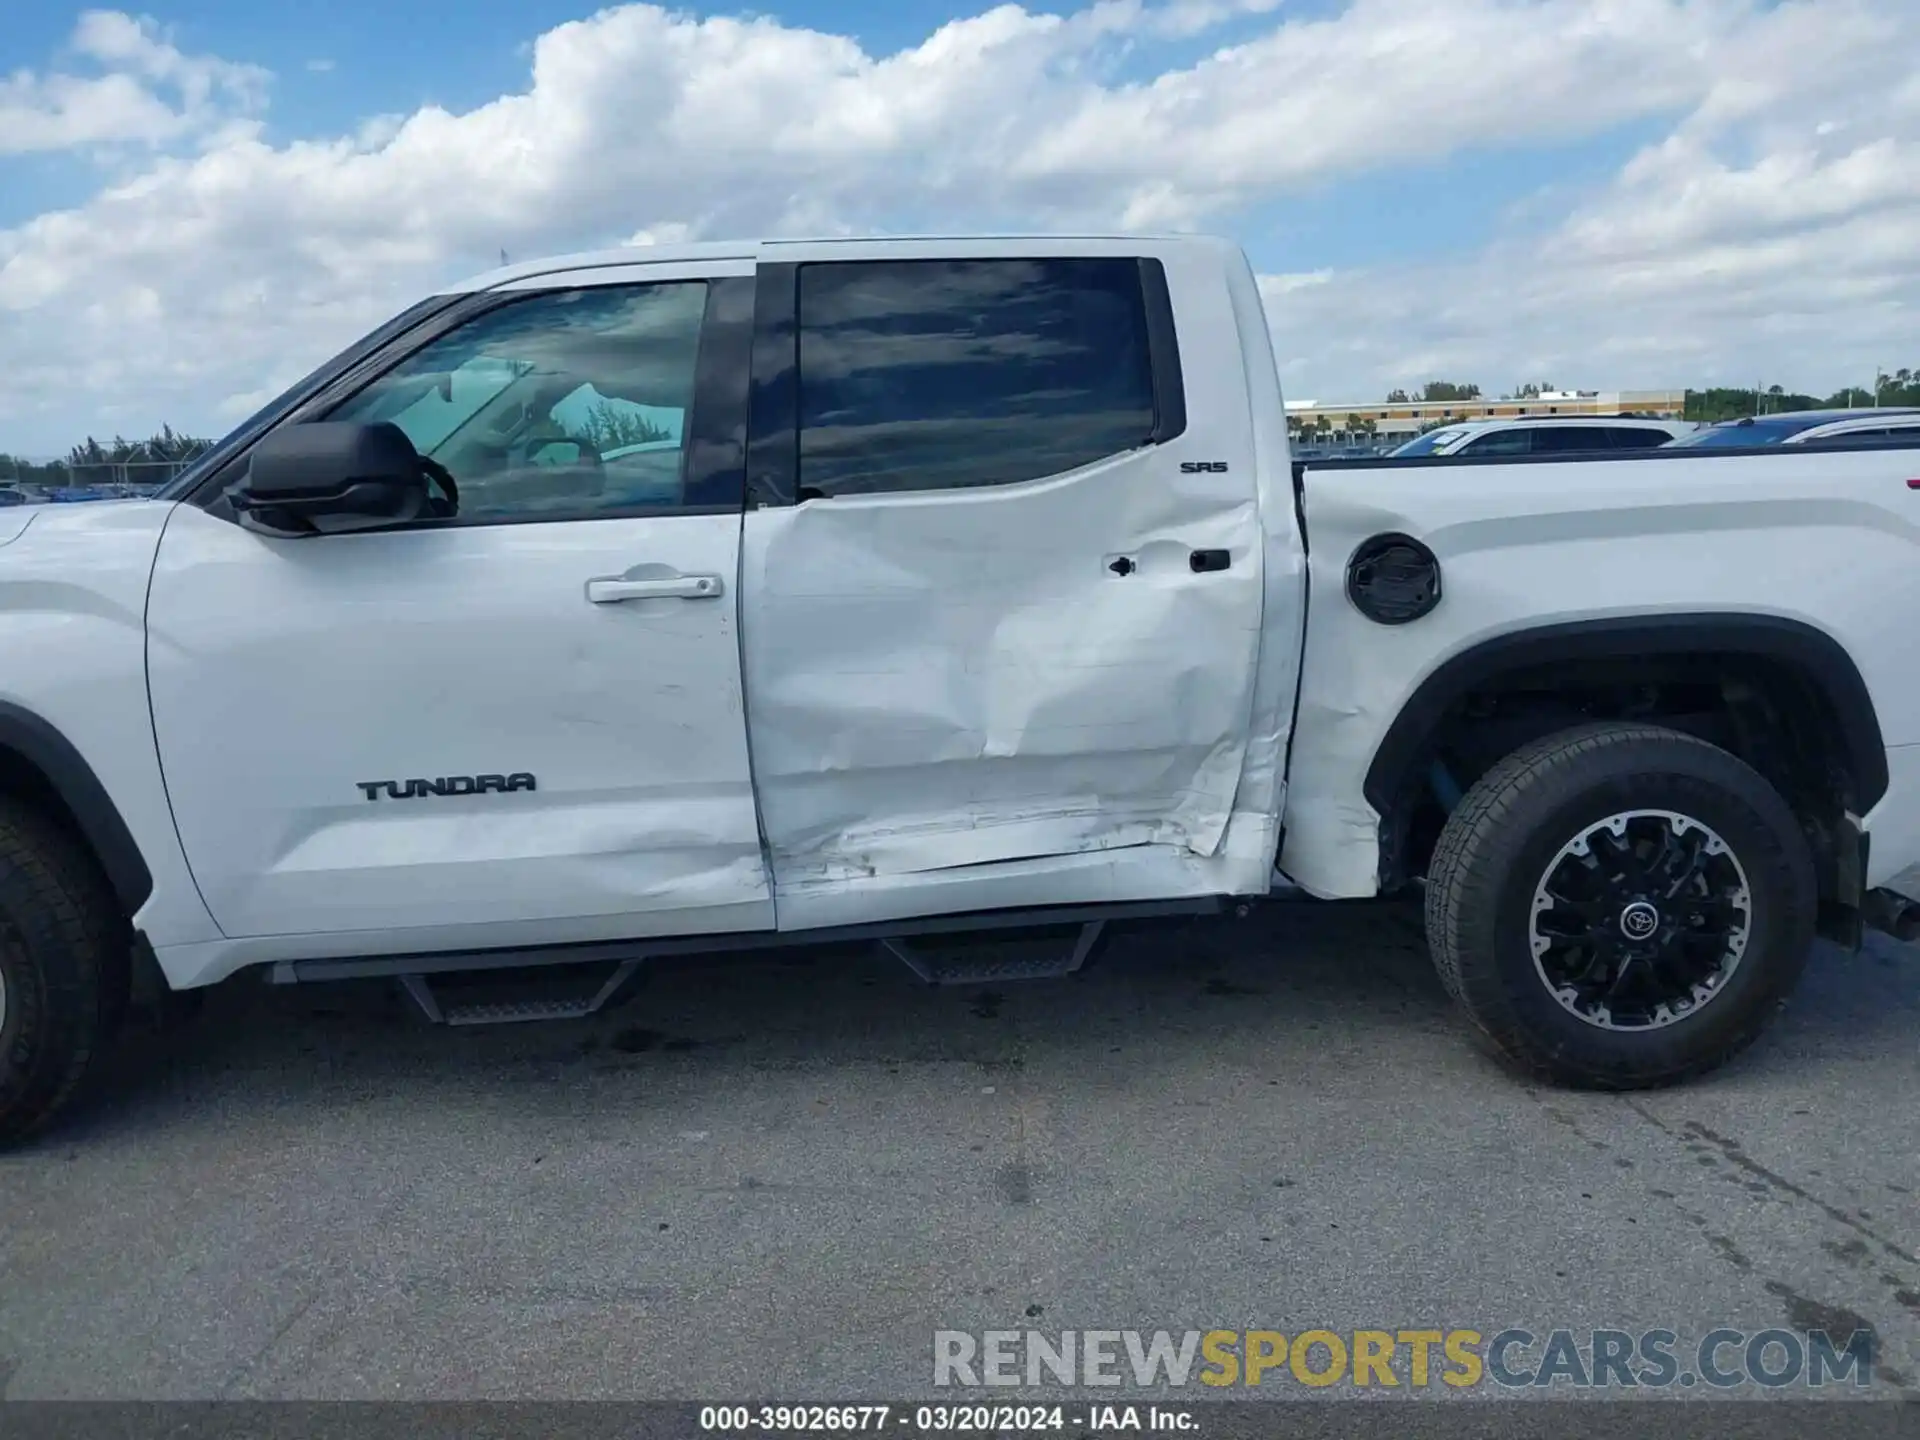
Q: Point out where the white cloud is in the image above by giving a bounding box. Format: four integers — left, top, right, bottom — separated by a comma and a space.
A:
0, 0, 1917, 448
1261, 0, 1920, 400
1265, 270, 1332, 293
0, 9, 266, 156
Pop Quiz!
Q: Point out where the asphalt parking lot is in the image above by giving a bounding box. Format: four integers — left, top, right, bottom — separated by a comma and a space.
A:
1, 896, 1917, 1402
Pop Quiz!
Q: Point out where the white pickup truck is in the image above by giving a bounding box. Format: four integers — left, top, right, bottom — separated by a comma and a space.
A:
3, 233, 1918, 1142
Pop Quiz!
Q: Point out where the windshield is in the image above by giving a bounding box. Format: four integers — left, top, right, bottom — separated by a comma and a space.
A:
1389, 428, 1471, 457
1663, 417, 1833, 448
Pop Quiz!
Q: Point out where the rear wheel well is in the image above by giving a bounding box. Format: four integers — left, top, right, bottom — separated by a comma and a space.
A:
1371, 632, 1882, 943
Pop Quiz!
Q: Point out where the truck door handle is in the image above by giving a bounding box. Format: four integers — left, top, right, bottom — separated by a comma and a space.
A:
585, 574, 724, 603
1189, 549, 1231, 573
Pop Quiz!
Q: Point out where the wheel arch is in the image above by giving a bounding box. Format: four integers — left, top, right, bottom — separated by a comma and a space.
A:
0, 701, 152, 916
1365, 614, 1889, 889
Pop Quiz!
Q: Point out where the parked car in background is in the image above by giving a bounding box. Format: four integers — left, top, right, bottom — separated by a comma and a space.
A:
1784, 413, 1920, 445
1664, 408, 1920, 449
1389, 415, 1696, 458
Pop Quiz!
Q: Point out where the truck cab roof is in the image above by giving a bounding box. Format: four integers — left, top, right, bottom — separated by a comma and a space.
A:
447, 233, 1244, 294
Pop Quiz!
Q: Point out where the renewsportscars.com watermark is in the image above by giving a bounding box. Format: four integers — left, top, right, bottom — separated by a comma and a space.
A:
933, 1327, 1878, 1391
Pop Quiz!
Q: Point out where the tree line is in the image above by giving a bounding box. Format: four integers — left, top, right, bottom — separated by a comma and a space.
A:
1284, 370, 1920, 444
0, 428, 214, 488
1682, 372, 1920, 421
1371, 373, 1920, 423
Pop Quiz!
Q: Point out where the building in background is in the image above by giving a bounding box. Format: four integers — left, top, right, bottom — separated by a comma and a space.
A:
1286, 389, 1688, 454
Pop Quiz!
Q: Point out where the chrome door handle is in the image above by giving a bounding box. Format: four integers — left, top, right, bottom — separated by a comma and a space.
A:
585, 574, 724, 603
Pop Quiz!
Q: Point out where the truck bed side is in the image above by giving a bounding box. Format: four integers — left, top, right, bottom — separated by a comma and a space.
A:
1281, 443, 1920, 900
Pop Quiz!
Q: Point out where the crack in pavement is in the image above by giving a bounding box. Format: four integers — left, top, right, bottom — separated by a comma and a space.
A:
218, 1285, 323, 1398
1625, 1102, 1920, 1393
1629, 1151, 1916, 1393
1630, 1105, 1919, 1265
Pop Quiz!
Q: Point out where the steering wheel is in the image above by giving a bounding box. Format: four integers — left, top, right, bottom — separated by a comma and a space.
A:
419, 456, 459, 518
543, 437, 603, 470
526, 438, 605, 498
575, 442, 606, 493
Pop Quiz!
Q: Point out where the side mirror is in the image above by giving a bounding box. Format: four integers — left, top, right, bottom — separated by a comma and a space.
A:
229, 421, 432, 537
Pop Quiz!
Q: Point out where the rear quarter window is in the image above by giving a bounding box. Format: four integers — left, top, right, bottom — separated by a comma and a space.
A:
1529, 427, 1616, 454
1604, 427, 1678, 450
795, 258, 1159, 496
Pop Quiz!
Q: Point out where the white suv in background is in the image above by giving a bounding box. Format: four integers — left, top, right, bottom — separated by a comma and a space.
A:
1388, 416, 1697, 458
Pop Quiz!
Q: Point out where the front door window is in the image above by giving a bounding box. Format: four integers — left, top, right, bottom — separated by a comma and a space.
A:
327, 282, 708, 519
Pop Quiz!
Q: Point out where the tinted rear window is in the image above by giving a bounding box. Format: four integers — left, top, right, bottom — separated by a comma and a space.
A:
1529, 427, 1616, 454
1604, 427, 1676, 450
796, 258, 1157, 496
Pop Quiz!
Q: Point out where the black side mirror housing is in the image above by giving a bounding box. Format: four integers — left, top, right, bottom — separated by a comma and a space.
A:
229, 421, 432, 536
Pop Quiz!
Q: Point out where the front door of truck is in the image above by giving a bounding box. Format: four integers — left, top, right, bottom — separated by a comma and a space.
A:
147, 263, 773, 945
736, 246, 1266, 906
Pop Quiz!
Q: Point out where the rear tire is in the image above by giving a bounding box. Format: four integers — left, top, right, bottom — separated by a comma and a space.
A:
1425, 722, 1816, 1089
0, 800, 130, 1145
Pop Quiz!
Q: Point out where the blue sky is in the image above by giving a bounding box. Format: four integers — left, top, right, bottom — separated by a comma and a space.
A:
2, 0, 1916, 453
4, 0, 1336, 142
0, 0, 1657, 268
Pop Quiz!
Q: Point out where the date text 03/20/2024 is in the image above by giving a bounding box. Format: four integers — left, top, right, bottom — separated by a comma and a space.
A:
698, 1405, 1193, 1433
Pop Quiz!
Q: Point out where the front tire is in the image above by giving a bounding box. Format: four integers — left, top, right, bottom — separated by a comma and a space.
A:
1425, 723, 1816, 1089
0, 800, 130, 1145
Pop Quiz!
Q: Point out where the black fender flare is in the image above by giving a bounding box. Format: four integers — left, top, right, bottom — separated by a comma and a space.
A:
1364, 613, 1891, 824
0, 701, 153, 914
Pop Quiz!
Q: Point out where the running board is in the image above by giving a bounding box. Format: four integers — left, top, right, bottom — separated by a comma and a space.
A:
267, 897, 1223, 988
882, 921, 1106, 986
398, 958, 643, 1027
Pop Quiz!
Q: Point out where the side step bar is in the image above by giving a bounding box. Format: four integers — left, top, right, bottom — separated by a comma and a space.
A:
398, 958, 644, 1026
882, 921, 1106, 986
268, 898, 1229, 1028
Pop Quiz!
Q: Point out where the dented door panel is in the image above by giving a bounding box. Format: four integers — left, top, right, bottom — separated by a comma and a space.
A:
738, 244, 1270, 910
742, 472, 1264, 888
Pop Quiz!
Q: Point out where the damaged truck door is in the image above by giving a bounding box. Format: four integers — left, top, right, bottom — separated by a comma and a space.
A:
736, 249, 1269, 913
